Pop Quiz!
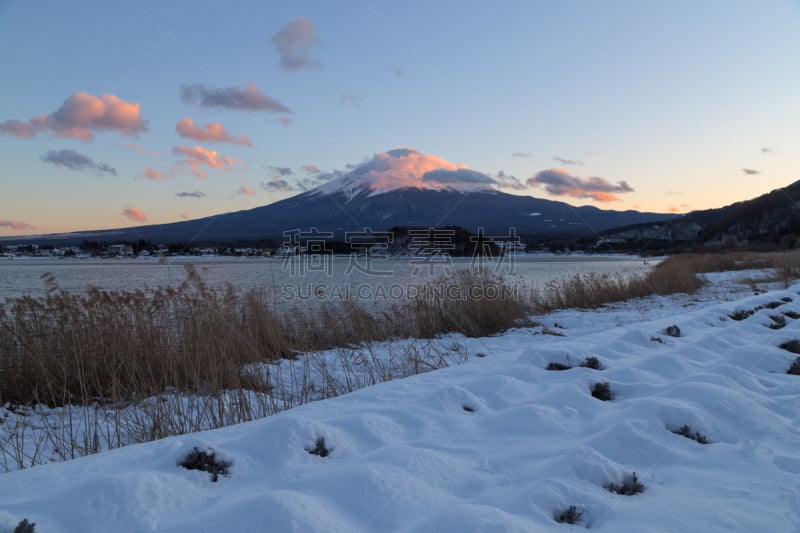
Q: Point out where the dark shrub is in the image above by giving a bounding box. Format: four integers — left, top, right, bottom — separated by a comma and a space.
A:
672, 424, 709, 444
782, 297, 793, 303
779, 340, 800, 354
13, 519, 36, 533
307, 437, 331, 457
591, 382, 613, 401
769, 315, 787, 330
546, 362, 572, 371
787, 357, 800, 375
664, 325, 681, 337
604, 472, 646, 496
579, 356, 603, 370
179, 447, 231, 482
462, 405, 475, 412
782, 310, 800, 319
553, 505, 584, 525
765, 301, 784, 309
729, 309, 755, 321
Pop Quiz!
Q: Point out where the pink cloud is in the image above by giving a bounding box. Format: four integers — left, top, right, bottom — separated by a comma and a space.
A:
179, 213, 189, 220
350, 148, 468, 190
239, 185, 255, 196
0, 120, 36, 138
312, 148, 497, 194
143, 167, 168, 180
125, 143, 164, 157
279, 116, 293, 126
302, 164, 321, 173
172, 145, 244, 178
527, 168, 634, 202
0, 92, 147, 142
0, 219, 34, 231
176, 118, 252, 146
121, 206, 146, 222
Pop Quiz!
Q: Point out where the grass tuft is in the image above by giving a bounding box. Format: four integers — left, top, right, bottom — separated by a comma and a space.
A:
553, 505, 584, 525
787, 357, 800, 375
604, 472, 646, 496
179, 447, 231, 482
779, 340, 800, 354
591, 382, 613, 401
579, 356, 603, 370
672, 424, 709, 444
10, 519, 37, 533
729, 309, 756, 321
307, 437, 331, 457
769, 314, 787, 330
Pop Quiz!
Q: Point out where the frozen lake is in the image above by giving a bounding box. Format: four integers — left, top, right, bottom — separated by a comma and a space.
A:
0, 255, 656, 305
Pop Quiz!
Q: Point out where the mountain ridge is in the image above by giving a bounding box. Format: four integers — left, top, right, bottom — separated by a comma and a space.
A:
0, 187, 676, 246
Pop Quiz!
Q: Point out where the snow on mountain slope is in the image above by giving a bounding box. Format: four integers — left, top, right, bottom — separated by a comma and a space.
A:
2, 282, 800, 532
312, 148, 498, 199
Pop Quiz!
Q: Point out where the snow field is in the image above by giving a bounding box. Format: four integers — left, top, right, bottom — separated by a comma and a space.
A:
1, 278, 799, 531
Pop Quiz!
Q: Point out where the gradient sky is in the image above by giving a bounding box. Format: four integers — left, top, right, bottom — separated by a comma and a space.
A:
1, 0, 798, 236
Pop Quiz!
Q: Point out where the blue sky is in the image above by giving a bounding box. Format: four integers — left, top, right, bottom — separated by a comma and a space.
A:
1, 0, 798, 235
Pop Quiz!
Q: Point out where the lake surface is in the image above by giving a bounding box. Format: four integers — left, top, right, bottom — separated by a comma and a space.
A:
0, 255, 656, 307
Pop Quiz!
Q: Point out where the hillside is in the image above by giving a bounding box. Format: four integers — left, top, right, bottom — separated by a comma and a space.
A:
603, 179, 800, 248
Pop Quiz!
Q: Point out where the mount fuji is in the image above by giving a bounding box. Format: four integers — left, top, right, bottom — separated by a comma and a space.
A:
1, 148, 676, 245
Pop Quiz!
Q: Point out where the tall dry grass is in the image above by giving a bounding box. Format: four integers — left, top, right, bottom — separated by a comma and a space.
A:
534, 257, 704, 312
0, 265, 528, 408
534, 250, 800, 312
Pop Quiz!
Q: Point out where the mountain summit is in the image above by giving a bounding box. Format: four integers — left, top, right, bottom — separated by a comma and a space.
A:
313, 148, 497, 198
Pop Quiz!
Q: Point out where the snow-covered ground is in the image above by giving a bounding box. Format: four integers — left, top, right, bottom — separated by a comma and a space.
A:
2, 271, 800, 532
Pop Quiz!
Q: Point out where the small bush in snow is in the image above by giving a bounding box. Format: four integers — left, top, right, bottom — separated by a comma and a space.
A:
179, 447, 231, 482
782, 296, 794, 303
307, 437, 331, 457
765, 301, 784, 310
672, 424, 709, 444
729, 309, 755, 321
579, 356, 603, 370
591, 382, 613, 401
779, 340, 800, 354
553, 505, 584, 525
769, 315, 787, 330
782, 310, 800, 320
547, 357, 603, 371
650, 336, 665, 344
12, 519, 36, 533
787, 357, 800, 375
604, 472, 646, 496
462, 405, 476, 412
664, 325, 681, 337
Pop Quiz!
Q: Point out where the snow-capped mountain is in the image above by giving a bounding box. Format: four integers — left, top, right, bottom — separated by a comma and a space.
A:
0, 148, 677, 245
